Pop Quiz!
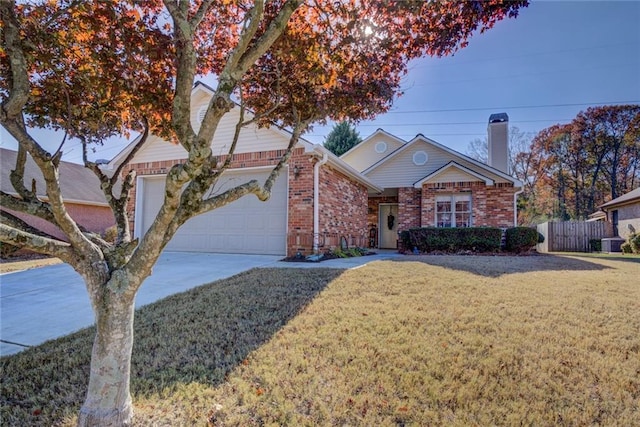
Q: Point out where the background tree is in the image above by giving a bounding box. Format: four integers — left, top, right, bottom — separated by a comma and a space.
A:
0, 1, 528, 425
465, 125, 533, 175
527, 105, 640, 220
465, 126, 540, 224
323, 121, 362, 156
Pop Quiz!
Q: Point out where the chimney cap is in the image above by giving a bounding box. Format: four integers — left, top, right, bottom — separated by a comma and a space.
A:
488, 113, 509, 123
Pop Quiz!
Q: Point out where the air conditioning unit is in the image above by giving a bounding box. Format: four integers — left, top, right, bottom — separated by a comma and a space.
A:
601, 237, 625, 253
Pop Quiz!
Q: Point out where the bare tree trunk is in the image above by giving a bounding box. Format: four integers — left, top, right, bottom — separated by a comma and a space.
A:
78, 289, 136, 427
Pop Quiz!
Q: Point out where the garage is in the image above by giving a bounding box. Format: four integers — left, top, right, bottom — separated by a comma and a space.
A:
137, 168, 288, 255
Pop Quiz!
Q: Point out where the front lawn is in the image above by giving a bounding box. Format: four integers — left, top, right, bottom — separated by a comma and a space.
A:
1, 255, 638, 426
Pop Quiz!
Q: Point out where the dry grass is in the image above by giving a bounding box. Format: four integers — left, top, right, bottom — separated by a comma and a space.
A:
0, 268, 341, 426
0, 256, 62, 274
1, 255, 639, 426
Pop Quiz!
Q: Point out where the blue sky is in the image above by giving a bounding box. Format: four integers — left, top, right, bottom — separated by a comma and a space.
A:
305, 0, 640, 152
1, 0, 639, 163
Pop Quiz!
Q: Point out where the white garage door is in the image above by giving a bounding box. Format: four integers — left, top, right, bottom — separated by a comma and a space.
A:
138, 169, 287, 255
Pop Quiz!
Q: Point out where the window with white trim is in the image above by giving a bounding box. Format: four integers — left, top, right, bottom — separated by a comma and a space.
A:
436, 194, 471, 227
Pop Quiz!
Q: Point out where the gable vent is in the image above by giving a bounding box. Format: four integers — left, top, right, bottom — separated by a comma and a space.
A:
375, 141, 387, 153
413, 150, 428, 166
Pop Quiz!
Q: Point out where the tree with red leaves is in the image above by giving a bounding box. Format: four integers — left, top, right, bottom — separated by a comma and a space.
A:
1, 1, 527, 424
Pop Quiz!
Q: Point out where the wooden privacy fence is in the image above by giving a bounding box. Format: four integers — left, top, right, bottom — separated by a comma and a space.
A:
536, 221, 614, 253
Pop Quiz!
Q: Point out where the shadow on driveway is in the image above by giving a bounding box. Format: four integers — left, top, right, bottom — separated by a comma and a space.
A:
0, 267, 343, 426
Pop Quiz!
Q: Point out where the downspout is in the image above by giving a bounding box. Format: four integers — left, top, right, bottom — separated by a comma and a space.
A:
313, 152, 329, 253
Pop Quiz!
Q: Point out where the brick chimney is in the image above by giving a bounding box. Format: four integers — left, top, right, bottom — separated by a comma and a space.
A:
488, 113, 509, 174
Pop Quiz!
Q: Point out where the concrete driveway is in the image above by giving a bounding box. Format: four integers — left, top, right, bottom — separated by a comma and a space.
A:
1, 250, 402, 356
0, 252, 281, 356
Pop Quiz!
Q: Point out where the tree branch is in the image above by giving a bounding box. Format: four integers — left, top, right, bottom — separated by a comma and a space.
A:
197, 0, 301, 148
199, 116, 310, 215
164, 0, 197, 150
189, 0, 216, 28
9, 144, 38, 201
0, 210, 58, 241
111, 119, 150, 187
0, 1, 30, 120
0, 191, 57, 224
0, 223, 74, 261
236, 0, 302, 74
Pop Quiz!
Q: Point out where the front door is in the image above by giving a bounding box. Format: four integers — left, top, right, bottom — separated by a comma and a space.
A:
379, 204, 399, 249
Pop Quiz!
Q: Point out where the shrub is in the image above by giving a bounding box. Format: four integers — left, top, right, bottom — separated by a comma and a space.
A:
629, 233, 640, 254
589, 238, 602, 253
399, 227, 502, 253
621, 242, 633, 254
505, 227, 539, 253
329, 247, 367, 258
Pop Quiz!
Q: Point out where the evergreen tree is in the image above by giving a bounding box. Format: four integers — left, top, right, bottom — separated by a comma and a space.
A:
324, 121, 362, 156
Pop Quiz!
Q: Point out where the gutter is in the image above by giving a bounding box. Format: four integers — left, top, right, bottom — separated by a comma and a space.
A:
313, 152, 329, 253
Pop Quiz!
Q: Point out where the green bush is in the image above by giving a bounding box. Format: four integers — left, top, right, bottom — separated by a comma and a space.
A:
330, 247, 367, 258
399, 227, 502, 254
505, 227, 539, 253
589, 238, 602, 252
629, 233, 640, 254
621, 242, 633, 254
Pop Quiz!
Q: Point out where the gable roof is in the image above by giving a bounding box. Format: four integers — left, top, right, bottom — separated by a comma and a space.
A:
362, 133, 522, 187
339, 128, 406, 173
107, 81, 314, 169
0, 148, 108, 206
600, 187, 640, 209
413, 161, 495, 187
340, 128, 406, 159
107, 81, 381, 193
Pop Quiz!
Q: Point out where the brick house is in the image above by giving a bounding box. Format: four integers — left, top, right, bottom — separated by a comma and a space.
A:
109, 82, 381, 257
341, 113, 523, 248
110, 82, 521, 255
0, 148, 115, 242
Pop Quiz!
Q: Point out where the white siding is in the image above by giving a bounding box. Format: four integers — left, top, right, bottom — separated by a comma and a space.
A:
427, 168, 484, 184
132, 97, 293, 164
341, 132, 404, 172
366, 140, 510, 188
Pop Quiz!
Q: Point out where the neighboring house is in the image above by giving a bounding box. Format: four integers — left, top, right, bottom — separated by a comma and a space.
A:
598, 187, 640, 239
0, 148, 115, 241
340, 113, 523, 248
109, 82, 381, 257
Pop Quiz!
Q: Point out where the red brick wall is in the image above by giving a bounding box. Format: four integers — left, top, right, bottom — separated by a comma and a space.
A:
398, 187, 422, 231
420, 181, 516, 228
286, 152, 315, 256
318, 164, 368, 251
3, 203, 115, 242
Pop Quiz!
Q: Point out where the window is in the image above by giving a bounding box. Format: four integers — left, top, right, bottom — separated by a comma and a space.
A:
436, 194, 471, 227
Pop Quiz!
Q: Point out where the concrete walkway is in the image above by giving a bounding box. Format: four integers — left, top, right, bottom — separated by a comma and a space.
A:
0, 251, 402, 356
